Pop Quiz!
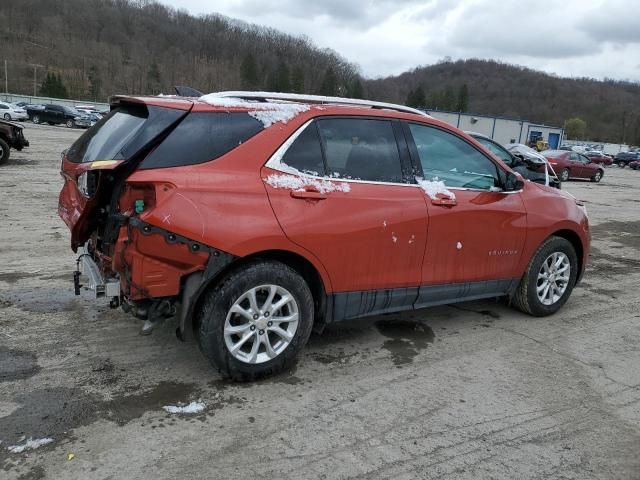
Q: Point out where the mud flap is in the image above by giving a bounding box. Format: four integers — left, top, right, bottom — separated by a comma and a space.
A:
177, 272, 203, 342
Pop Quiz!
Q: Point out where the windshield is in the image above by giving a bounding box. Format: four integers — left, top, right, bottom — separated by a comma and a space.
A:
67, 105, 148, 163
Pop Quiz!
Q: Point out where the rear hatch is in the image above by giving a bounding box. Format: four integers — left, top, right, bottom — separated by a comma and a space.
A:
58, 97, 191, 250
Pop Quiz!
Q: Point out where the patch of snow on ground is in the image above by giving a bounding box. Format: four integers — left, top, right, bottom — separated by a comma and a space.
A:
8, 437, 53, 453
198, 94, 309, 128
163, 401, 206, 414
416, 177, 455, 200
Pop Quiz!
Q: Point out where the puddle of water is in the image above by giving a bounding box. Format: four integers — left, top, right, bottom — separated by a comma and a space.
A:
0, 347, 40, 382
375, 320, 434, 366
0, 272, 38, 284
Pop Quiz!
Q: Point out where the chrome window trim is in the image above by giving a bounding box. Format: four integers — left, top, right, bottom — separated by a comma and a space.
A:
264, 119, 523, 194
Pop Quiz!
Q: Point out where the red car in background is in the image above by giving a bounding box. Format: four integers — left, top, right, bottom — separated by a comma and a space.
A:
541, 150, 605, 182
584, 151, 613, 166
630, 160, 640, 170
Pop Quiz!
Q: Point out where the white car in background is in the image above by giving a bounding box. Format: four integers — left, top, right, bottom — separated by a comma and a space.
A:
0, 102, 28, 121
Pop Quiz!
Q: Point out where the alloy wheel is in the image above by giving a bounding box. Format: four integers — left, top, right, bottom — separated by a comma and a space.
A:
224, 284, 299, 364
3, 113, 9, 120
536, 252, 571, 306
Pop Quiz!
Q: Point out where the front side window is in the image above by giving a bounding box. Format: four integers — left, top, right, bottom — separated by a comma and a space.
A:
408, 124, 500, 190
316, 118, 403, 182
474, 137, 513, 166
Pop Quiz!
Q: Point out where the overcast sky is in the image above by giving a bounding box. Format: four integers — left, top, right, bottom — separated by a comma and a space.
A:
162, 0, 640, 81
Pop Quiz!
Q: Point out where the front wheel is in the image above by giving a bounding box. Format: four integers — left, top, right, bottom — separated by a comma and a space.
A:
512, 236, 578, 316
3, 113, 10, 120
66, 119, 75, 128
196, 261, 314, 381
32, 115, 40, 124
559, 168, 570, 182
617, 161, 625, 168
591, 170, 603, 182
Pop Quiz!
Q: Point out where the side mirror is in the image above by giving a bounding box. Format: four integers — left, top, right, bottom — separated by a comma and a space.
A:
504, 171, 525, 192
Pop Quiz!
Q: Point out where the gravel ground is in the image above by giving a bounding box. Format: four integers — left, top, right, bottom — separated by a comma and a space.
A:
1, 123, 639, 479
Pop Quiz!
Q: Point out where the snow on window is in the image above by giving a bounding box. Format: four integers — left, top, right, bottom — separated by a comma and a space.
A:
8, 437, 54, 453
163, 401, 206, 414
198, 94, 309, 128
265, 163, 350, 194
416, 177, 456, 200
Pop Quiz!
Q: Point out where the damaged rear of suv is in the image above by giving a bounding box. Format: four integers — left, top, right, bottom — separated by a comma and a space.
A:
59, 92, 589, 381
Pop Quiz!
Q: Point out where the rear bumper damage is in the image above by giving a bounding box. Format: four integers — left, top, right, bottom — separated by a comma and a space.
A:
73, 215, 236, 339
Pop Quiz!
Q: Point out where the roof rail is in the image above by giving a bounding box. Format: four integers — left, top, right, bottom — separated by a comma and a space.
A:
208, 91, 430, 117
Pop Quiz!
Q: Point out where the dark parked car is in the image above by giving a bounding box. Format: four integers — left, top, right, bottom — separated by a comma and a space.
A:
613, 151, 640, 168
0, 118, 29, 165
468, 133, 560, 188
75, 112, 102, 129
541, 150, 604, 182
27, 104, 81, 128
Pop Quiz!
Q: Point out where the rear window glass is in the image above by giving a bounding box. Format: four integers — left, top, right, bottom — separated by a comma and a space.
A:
139, 112, 263, 169
281, 123, 325, 175
67, 105, 148, 163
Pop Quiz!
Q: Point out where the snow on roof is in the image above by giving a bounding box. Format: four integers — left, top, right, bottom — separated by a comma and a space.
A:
198, 93, 310, 128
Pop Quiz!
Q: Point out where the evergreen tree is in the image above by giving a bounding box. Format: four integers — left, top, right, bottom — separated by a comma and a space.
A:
240, 52, 259, 90
443, 86, 456, 110
40, 71, 68, 98
87, 65, 102, 101
267, 60, 290, 92
347, 78, 364, 99
406, 86, 426, 108
318, 66, 337, 96
146, 62, 161, 94
290, 66, 305, 93
456, 83, 469, 112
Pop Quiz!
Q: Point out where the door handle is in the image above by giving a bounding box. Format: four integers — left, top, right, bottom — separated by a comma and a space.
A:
290, 189, 327, 200
431, 196, 457, 207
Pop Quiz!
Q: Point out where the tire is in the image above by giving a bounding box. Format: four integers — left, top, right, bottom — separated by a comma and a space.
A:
0, 138, 9, 165
32, 115, 40, 124
617, 161, 625, 168
3, 113, 10, 120
66, 119, 75, 128
591, 170, 603, 182
512, 236, 578, 317
47, 122, 55, 125
559, 168, 570, 182
196, 260, 314, 381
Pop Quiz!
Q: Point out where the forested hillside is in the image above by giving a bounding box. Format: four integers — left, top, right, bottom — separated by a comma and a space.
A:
365, 59, 640, 144
0, 0, 361, 101
1, 0, 639, 143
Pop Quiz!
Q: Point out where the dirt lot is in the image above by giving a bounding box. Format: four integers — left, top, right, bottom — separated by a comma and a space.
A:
1, 123, 639, 479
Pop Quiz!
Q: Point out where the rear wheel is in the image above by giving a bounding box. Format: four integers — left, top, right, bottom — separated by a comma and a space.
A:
32, 115, 40, 124
617, 161, 625, 168
591, 170, 603, 182
196, 260, 314, 381
512, 236, 578, 316
3, 113, 10, 120
559, 168, 570, 182
0, 138, 10, 165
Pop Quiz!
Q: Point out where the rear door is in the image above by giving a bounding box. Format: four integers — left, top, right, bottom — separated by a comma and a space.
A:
403, 122, 527, 306
568, 152, 586, 177
263, 117, 428, 314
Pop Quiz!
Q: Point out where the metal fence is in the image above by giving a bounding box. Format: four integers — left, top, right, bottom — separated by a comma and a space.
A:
0, 93, 109, 110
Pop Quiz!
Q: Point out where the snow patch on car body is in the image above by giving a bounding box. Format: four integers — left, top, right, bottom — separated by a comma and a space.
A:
198, 94, 310, 128
265, 174, 350, 194
8, 437, 54, 453
416, 177, 456, 200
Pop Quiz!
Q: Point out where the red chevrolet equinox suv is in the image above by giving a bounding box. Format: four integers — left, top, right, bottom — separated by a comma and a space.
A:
59, 92, 590, 380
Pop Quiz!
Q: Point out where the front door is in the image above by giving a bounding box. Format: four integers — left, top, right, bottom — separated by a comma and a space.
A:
403, 122, 528, 306
263, 117, 428, 317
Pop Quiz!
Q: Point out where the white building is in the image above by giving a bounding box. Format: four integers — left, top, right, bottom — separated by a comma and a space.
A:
425, 109, 565, 149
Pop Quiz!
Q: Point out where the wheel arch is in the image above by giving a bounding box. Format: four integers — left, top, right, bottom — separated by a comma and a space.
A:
550, 229, 585, 281
183, 249, 330, 341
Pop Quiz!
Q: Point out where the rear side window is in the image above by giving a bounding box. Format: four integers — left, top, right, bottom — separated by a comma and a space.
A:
140, 112, 263, 169
281, 123, 325, 175
67, 105, 148, 163
317, 118, 403, 182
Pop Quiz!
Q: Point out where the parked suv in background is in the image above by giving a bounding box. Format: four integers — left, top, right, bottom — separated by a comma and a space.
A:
27, 104, 81, 127
0, 118, 29, 164
59, 92, 590, 380
614, 151, 640, 168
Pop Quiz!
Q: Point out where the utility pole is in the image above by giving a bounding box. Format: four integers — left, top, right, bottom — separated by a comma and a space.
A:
30, 63, 43, 98
4, 59, 7, 95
